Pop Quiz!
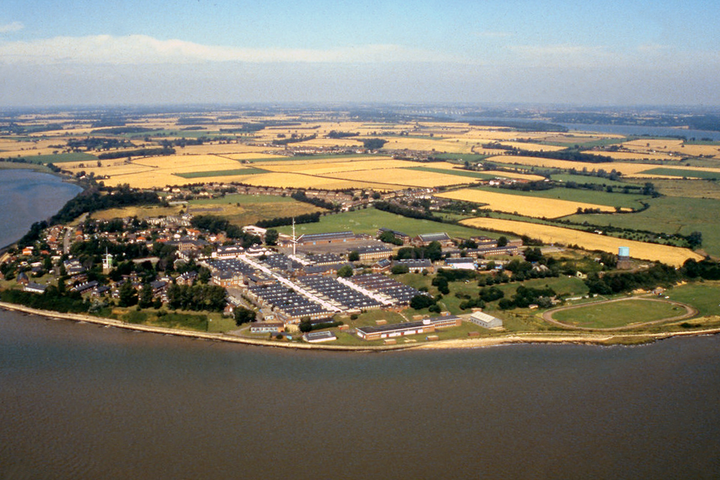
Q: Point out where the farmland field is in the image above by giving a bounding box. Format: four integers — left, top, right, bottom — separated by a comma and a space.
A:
646, 179, 720, 199
175, 167, 268, 178
460, 217, 703, 266
470, 185, 648, 210
551, 174, 631, 188
566, 196, 720, 257
639, 168, 720, 180
436, 188, 621, 218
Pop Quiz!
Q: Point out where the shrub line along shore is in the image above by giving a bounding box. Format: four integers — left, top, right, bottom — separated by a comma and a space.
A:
3, 301, 719, 352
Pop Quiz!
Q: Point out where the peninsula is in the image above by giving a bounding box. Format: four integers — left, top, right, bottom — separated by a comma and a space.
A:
2, 105, 720, 350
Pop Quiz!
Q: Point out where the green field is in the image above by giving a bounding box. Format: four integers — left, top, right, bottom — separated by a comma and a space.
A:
552, 299, 686, 328
551, 173, 631, 188
640, 168, 720, 180
19, 152, 98, 164
566, 196, 720, 257
276, 207, 499, 239
0, 161, 53, 172
175, 167, 268, 178
642, 179, 720, 200
471, 185, 648, 209
666, 282, 720, 317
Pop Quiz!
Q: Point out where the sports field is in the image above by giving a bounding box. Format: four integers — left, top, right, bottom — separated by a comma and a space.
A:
276, 207, 497, 239
551, 298, 690, 328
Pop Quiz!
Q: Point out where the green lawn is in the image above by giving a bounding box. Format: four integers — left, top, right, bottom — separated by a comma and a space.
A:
640, 168, 720, 180
175, 167, 268, 178
552, 298, 686, 328
276, 207, 501, 239
471, 185, 648, 209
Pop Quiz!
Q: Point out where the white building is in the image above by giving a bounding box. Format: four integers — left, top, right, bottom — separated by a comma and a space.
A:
469, 311, 503, 329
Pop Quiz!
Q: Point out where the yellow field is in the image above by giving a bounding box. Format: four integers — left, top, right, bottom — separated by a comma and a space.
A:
486, 155, 710, 178
437, 188, 619, 218
132, 154, 240, 171
497, 142, 567, 152
590, 151, 679, 161
176, 144, 284, 155
482, 170, 546, 181
383, 137, 474, 153
225, 172, 393, 191
413, 162, 546, 181
260, 158, 422, 175
0, 138, 69, 157
325, 168, 476, 188
460, 217, 703, 267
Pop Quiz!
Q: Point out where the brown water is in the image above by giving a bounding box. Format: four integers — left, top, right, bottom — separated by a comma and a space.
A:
2, 310, 720, 479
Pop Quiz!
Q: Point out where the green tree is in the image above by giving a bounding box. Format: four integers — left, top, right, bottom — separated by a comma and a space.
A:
234, 307, 256, 325
138, 283, 153, 308
687, 231, 703, 249
410, 294, 435, 310
265, 229, 279, 246
391, 264, 409, 275
348, 250, 360, 262
119, 281, 138, 307
497, 236, 508, 247
337, 265, 354, 278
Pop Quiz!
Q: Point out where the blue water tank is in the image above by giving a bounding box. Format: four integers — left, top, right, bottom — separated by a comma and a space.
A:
618, 246, 630, 258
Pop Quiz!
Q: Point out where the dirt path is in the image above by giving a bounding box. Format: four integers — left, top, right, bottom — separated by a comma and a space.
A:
542, 296, 698, 331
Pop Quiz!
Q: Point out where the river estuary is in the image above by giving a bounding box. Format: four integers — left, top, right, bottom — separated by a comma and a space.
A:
1, 169, 720, 479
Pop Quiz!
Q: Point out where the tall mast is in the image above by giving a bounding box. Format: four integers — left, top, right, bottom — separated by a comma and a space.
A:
292, 217, 296, 256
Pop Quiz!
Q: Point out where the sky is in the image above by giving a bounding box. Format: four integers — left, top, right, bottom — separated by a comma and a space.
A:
1, 0, 719, 107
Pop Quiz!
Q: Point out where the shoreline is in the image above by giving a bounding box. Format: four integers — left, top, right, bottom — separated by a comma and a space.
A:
3, 301, 719, 352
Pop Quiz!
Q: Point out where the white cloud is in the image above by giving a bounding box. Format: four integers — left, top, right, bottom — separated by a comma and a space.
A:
505, 43, 618, 68
0, 34, 464, 65
0, 21, 23, 34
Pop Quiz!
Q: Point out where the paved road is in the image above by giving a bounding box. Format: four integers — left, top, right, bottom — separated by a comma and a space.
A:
63, 213, 88, 254
542, 296, 698, 331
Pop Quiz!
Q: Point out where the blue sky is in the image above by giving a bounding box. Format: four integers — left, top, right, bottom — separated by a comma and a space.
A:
1, 0, 719, 106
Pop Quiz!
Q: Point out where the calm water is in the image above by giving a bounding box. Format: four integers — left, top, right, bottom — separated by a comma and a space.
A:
1, 309, 720, 479
0, 169, 82, 248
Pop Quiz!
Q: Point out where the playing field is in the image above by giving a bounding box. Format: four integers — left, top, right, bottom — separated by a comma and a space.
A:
460, 217, 703, 266
551, 298, 689, 328
276, 207, 497, 239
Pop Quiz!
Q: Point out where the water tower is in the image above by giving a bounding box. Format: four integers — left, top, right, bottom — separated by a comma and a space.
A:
617, 246, 631, 269
102, 248, 114, 273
